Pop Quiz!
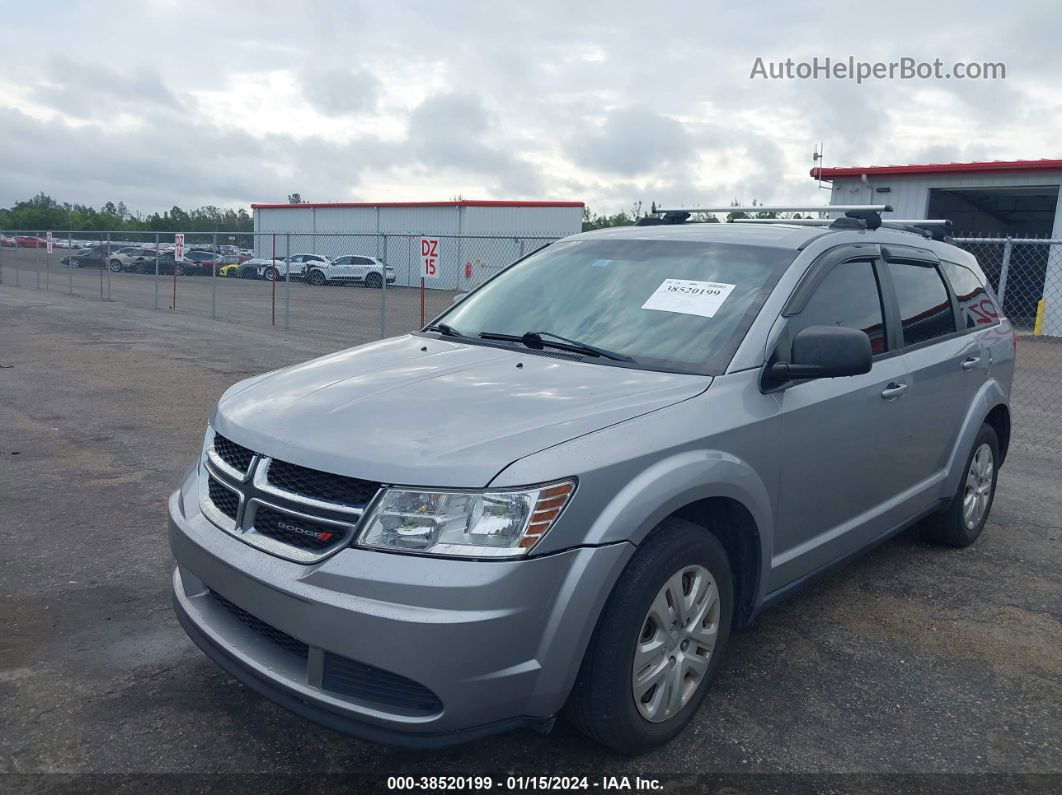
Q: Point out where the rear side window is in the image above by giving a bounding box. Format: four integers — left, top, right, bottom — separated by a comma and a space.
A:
788, 260, 887, 356
941, 261, 1000, 328
888, 262, 956, 346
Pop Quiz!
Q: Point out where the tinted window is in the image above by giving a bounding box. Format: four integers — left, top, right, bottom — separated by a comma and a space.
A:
941, 261, 999, 328
888, 262, 956, 346
353, 256, 374, 265
442, 238, 796, 373
333, 256, 351, 265
788, 260, 886, 355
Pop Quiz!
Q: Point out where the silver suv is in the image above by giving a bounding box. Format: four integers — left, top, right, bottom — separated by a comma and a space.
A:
169, 212, 1014, 753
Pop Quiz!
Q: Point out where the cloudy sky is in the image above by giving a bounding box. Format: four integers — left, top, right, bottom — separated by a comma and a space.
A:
1, 0, 1060, 215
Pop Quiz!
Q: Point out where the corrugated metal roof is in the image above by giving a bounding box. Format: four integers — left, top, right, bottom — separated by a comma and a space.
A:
812, 159, 1062, 180
251, 200, 585, 209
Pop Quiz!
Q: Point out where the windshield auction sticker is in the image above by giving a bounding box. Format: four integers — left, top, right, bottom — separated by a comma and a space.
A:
641, 279, 736, 318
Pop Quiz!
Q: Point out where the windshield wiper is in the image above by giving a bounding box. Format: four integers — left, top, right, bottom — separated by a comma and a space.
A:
423, 322, 463, 337
479, 330, 634, 362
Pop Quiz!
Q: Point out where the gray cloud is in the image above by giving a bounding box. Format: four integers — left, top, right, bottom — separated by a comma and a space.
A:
300, 66, 380, 116
0, 0, 1058, 214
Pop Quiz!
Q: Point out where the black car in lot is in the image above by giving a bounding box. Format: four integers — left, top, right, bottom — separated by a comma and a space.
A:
123, 251, 195, 275
61, 246, 110, 268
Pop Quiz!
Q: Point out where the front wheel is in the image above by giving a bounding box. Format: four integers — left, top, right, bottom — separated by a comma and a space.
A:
263, 266, 279, 282
69, 259, 80, 268
566, 517, 733, 753
109, 259, 123, 272
307, 269, 326, 286
922, 423, 1000, 547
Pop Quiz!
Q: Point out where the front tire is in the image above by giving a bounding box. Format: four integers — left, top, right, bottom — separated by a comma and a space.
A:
307, 269, 326, 286
109, 259, 123, 272
922, 423, 1000, 547
263, 266, 279, 282
566, 517, 733, 754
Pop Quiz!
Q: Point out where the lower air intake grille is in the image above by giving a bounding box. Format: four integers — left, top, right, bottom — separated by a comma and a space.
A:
213, 433, 255, 474
266, 459, 380, 507
208, 477, 239, 520
211, 592, 309, 659
322, 653, 443, 714
253, 505, 343, 550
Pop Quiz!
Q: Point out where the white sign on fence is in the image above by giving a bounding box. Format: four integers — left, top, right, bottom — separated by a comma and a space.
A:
420, 238, 440, 279
174, 233, 185, 260
46, 232, 53, 254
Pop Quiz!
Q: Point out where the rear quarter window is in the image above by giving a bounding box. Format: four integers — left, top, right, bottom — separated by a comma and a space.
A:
941, 260, 1000, 328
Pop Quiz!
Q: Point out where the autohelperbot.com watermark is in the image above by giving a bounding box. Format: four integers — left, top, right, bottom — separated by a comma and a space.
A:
750, 56, 1006, 83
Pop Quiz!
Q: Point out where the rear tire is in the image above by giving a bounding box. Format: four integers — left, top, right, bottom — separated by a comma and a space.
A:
922, 423, 999, 547
566, 517, 733, 754
365, 272, 383, 289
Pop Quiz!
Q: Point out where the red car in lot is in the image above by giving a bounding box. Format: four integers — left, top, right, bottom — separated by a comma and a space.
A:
15, 235, 47, 248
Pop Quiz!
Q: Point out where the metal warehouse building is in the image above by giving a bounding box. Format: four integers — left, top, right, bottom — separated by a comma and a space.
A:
251, 200, 584, 288
817, 159, 1062, 336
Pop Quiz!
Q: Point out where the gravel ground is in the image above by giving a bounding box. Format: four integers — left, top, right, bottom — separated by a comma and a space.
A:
1, 284, 1059, 791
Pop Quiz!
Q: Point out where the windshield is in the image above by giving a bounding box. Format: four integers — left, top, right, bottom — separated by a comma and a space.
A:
437, 237, 796, 374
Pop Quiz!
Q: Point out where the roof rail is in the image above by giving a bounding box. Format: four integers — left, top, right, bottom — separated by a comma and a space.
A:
731, 216, 954, 241
652, 204, 892, 214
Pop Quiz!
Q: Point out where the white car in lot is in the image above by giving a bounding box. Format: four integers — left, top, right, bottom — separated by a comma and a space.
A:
304, 254, 397, 287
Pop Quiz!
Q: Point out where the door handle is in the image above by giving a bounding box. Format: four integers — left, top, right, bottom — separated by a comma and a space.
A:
961, 356, 981, 370
881, 382, 909, 400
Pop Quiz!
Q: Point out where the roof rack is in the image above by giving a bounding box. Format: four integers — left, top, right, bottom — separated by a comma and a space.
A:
638, 204, 893, 228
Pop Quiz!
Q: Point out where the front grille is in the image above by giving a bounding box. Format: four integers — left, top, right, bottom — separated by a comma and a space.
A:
322, 652, 443, 714
252, 505, 344, 550
267, 458, 380, 507
208, 477, 239, 520
213, 433, 254, 474
211, 591, 309, 659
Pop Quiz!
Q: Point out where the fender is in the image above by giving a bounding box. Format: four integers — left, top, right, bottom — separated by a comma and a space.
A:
939, 378, 1008, 500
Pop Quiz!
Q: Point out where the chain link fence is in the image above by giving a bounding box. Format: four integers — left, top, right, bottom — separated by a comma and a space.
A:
953, 237, 1062, 456
3, 229, 1060, 456
0, 230, 557, 346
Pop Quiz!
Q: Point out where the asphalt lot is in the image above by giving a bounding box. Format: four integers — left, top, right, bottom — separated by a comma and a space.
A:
1, 284, 1060, 787
0, 247, 461, 345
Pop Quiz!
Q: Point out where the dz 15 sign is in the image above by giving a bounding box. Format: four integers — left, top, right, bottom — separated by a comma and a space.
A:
420, 238, 440, 279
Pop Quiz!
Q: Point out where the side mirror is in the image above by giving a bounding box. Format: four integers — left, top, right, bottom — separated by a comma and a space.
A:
452, 292, 469, 305
771, 325, 872, 380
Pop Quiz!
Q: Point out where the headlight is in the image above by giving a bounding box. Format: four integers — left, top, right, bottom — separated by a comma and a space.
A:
356, 480, 575, 558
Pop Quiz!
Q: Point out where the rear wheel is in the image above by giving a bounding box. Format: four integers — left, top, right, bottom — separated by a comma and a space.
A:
922, 423, 999, 547
365, 272, 383, 289
132, 261, 146, 274
566, 517, 733, 754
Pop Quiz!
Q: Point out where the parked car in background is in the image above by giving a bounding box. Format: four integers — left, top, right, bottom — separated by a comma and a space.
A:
109, 247, 158, 272
61, 246, 110, 268
15, 235, 46, 248
231, 257, 285, 279
259, 253, 330, 281
0, 234, 16, 247
184, 250, 222, 275
305, 254, 397, 287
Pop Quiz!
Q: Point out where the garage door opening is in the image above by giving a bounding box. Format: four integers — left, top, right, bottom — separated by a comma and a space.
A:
927, 185, 1058, 237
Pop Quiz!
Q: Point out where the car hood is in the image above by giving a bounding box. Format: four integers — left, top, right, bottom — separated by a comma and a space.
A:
212, 334, 710, 487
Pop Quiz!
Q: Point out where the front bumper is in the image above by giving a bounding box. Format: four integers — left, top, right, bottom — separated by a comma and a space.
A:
169, 474, 631, 746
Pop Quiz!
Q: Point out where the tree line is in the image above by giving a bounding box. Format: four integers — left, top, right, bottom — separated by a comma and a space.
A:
0, 193, 254, 233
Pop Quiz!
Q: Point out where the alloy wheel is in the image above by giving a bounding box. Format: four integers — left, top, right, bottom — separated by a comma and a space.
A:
963, 442, 994, 529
